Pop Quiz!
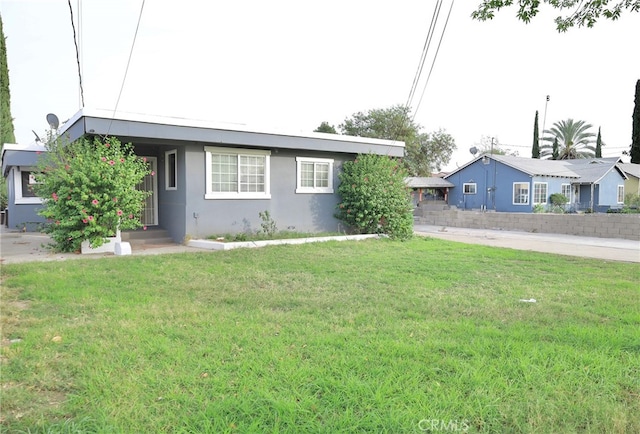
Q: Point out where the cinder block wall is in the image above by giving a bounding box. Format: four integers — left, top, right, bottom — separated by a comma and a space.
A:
414, 209, 640, 241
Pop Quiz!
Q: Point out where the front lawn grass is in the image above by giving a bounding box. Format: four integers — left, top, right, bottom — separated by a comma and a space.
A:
1, 237, 638, 433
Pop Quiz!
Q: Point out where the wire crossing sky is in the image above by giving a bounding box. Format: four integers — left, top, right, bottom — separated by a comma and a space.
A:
2, 0, 638, 170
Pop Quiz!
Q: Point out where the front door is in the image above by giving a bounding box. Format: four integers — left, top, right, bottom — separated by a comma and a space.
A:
138, 156, 158, 226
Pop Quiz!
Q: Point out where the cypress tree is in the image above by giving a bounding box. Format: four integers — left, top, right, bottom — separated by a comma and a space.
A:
552, 137, 559, 160
1, 14, 16, 147
595, 127, 602, 158
631, 79, 640, 164
532, 110, 540, 158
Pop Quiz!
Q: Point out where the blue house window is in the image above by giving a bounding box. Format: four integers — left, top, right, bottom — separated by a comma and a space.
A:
463, 183, 476, 194
617, 185, 624, 204
533, 182, 548, 204
561, 184, 571, 201
513, 182, 529, 205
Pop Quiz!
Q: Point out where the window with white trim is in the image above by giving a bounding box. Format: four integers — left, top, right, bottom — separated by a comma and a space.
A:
617, 185, 624, 204
463, 183, 477, 194
296, 157, 334, 193
513, 182, 529, 205
561, 183, 571, 201
533, 182, 548, 204
204, 146, 270, 199
14, 168, 43, 204
165, 149, 177, 190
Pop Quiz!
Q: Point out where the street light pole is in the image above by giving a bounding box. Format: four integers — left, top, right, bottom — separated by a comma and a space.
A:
541, 95, 550, 151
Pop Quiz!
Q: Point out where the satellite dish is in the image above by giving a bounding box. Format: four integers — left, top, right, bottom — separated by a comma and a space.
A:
46, 113, 60, 130
469, 146, 478, 156
32, 130, 42, 143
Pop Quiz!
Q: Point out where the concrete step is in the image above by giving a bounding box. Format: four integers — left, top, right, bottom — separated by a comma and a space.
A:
121, 228, 175, 245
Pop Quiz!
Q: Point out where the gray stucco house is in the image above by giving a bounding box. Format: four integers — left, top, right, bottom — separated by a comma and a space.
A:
444, 154, 627, 212
2, 109, 404, 241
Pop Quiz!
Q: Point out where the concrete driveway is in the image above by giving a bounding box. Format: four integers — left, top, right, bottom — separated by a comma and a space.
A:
1, 224, 638, 265
414, 224, 639, 263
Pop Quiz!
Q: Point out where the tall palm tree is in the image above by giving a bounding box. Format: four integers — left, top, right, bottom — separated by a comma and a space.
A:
541, 119, 596, 159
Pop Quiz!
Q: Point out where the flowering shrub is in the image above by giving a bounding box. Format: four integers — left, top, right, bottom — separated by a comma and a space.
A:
336, 153, 413, 240
35, 136, 151, 252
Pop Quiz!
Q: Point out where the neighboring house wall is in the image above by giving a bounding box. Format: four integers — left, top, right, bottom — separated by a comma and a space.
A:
620, 163, 640, 198
596, 168, 626, 208
446, 159, 536, 212
625, 176, 640, 197
415, 209, 640, 240
529, 176, 570, 206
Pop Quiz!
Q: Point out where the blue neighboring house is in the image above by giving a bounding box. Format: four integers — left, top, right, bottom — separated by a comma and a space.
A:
444, 154, 627, 213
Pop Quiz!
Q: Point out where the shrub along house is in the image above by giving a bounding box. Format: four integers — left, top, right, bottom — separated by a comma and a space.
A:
444, 154, 627, 212
2, 109, 404, 241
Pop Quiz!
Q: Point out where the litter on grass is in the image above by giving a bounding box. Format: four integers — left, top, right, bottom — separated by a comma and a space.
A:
519, 298, 537, 303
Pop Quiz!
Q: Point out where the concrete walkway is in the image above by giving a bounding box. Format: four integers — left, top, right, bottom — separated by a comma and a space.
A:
414, 224, 639, 263
0, 225, 201, 265
1, 224, 638, 265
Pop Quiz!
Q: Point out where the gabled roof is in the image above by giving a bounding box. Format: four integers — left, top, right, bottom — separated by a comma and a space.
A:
444, 154, 580, 179
444, 154, 625, 184
619, 163, 640, 179
491, 154, 584, 178
405, 177, 455, 188
565, 157, 626, 184
56, 109, 405, 157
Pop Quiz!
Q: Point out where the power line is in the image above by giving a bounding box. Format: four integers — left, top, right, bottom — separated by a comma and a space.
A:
405, 0, 442, 110
107, 0, 146, 137
67, 0, 84, 108
412, 0, 455, 120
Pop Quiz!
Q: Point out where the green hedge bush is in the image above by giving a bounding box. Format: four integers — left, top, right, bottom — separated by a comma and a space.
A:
336, 153, 413, 240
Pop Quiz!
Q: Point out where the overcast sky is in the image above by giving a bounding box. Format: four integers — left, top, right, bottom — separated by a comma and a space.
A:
2, 0, 639, 171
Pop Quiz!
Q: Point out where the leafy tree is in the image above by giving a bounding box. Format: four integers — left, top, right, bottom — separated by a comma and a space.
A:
595, 127, 603, 158
407, 129, 456, 175
552, 137, 559, 160
339, 105, 455, 176
532, 110, 540, 158
35, 136, 151, 252
314, 121, 337, 134
472, 0, 640, 32
541, 118, 596, 159
631, 79, 640, 163
340, 105, 417, 143
335, 153, 413, 240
